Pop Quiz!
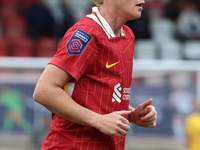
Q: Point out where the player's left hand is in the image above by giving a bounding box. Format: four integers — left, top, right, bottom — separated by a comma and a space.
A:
129, 98, 157, 128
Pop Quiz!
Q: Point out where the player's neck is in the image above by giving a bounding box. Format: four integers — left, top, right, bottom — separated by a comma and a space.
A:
99, 5, 126, 37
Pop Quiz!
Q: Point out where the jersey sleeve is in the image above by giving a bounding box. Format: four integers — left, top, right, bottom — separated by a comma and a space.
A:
48, 25, 98, 82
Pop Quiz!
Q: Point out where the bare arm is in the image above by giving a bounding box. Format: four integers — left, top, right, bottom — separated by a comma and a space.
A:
33, 64, 99, 127
33, 64, 131, 137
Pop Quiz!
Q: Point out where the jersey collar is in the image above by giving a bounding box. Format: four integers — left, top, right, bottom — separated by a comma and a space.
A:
87, 7, 125, 38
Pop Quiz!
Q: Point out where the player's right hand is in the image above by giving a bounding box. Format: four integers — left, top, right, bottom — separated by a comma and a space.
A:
94, 110, 131, 137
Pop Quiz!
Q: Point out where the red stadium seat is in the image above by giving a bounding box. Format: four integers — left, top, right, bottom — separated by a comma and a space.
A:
0, 4, 18, 19
12, 37, 34, 57
21, 0, 35, 11
0, 0, 20, 5
37, 37, 58, 57
0, 38, 9, 56
4, 16, 26, 39
5, 16, 26, 28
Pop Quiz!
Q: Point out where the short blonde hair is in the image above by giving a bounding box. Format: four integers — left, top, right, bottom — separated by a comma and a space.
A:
92, 0, 103, 6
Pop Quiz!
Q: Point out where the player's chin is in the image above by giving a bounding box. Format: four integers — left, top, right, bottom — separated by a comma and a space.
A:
135, 12, 142, 19
131, 12, 142, 20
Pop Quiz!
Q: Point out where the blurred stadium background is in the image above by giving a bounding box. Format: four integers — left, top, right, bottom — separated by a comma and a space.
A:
0, 0, 200, 149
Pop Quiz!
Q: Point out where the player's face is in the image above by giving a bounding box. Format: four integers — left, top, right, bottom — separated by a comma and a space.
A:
113, 0, 145, 20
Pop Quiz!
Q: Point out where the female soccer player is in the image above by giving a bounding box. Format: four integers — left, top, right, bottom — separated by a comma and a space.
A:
33, 0, 157, 149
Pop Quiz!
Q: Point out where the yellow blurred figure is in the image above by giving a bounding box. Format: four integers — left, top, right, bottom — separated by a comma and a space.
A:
185, 100, 200, 150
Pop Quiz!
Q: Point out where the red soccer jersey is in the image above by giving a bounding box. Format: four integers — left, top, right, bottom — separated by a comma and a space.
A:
42, 7, 135, 150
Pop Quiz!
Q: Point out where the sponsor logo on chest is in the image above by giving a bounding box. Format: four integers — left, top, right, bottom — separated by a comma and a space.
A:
112, 83, 130, 103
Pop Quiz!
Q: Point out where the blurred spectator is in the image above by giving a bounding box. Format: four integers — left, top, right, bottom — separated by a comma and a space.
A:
185, 100, 200, 150
42, 0, 75, 39
0, 85, 33, 133
32, 113, 51, 149
194, 0, 200, 11
164, 0, 186, 22
26, 0, 55, 39
125, 9, 151, 40
167, 73, 195, 140
176, 1, 200, 41
43, 0, 64, 39
60, 1, 75, 36
168, 87, 195, 117
144, 0, 164, 21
